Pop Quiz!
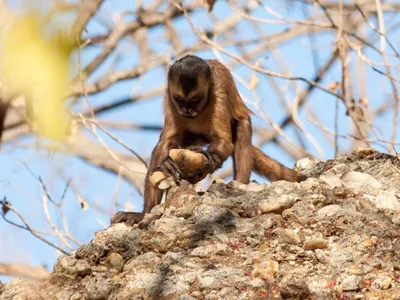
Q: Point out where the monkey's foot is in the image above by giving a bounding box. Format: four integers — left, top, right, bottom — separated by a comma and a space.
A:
111, 211, 145, 226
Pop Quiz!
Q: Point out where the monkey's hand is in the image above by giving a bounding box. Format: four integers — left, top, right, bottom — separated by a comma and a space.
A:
154, 155, 183, 182
185, 146, 219, 174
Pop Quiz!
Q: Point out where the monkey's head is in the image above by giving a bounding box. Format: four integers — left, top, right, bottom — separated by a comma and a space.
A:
167, 55, 212, 119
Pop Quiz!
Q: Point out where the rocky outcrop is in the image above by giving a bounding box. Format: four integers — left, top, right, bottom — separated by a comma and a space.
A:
1, 148, 400, 299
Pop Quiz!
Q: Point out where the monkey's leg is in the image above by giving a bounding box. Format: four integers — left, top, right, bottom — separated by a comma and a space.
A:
232, 118, 253, 183
206, 138, 234, 174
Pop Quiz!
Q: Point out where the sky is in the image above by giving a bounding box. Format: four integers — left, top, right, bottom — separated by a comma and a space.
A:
0, 0, 399, 283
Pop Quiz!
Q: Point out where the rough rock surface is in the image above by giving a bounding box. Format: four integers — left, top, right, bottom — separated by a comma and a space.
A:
1, 148, 400, 299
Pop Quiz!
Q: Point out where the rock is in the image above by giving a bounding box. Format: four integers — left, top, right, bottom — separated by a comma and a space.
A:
330, 163, 350, 175
339, 274, 361, 291
304, 237, 328, 250
124, 252, 160, 272
294, 157, 321, 172
70, 293, 82, 300
375, 191, 400, 211
315, 249, 328, 264
252, 261, 279, 280
3, 149, 400, 299
54, 255, 92, 277
279, 273, 310, 298
320, 173, 342, 189
190, 243, 232, 258
258, 200, 283, 214
282, 202, 315, 225
259, 193, 297, 214
340, 171, 381, 190
260, 214, 282, 229
246, 182, 265, 192
84, 275, 115, 300
107, 253, 124, 272
75, 243, 108, 264
316, 204, 342, 219
249, 278, 265, 288
0, 278, 41, 300
274, 228, 302, 245
152, 216, 188, 235
392, 215, 400, 225
165, 181, 198, 209
372, 275, 392, 290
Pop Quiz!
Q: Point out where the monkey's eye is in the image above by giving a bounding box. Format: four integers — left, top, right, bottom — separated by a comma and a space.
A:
190, 97, 200, 102
174, 96, 184, 102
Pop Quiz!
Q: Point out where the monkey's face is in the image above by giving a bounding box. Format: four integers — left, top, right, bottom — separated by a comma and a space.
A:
167, 55, 213, 119
169, 89, 209, 119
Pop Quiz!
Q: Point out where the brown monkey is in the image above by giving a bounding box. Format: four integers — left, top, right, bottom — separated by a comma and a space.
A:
111, 55, 305, 225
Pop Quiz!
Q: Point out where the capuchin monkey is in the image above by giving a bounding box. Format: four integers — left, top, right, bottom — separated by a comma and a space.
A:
111, 55, 306, 225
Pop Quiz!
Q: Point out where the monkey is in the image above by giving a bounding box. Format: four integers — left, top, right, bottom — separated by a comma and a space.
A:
111, 55, 306, 225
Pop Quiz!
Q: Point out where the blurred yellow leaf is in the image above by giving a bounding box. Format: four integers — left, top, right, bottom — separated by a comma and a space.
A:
1, 13, 75, 142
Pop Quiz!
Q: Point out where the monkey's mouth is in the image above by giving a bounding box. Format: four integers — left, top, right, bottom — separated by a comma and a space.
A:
180, 111, 197, 119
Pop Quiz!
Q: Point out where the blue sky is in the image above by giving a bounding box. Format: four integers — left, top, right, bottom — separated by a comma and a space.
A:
1, 0, 399, 282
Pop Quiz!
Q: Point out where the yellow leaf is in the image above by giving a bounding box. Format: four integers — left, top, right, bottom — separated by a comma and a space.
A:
1, 12, 75, 142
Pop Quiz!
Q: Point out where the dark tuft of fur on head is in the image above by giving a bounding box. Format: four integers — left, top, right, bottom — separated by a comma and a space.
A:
168, 55, 211, 95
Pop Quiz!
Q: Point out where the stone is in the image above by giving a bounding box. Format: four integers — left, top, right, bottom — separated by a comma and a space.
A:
375, 191, 400, 211
279, 274, 310, 298
107, 253, 124, 272
3, 149, 400, 300
274, 228, 302, 245
190, 243, 232, 258
340, 171, 381, 189
316, 204, 342, 219
372, 275, 392, 290
320, 173, 342, 189
252, 261, 279, 280
339, 275, 361, 291
75, 243, 108, 264
54, 255, 91, 277
304, 238, 328, 250
294, 157, 320, 171
315, 249, 328, 264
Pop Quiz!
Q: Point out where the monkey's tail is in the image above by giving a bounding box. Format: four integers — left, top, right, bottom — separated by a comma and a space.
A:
251, 146, 306, 182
